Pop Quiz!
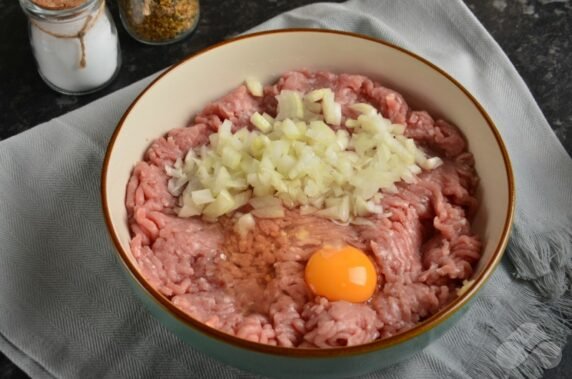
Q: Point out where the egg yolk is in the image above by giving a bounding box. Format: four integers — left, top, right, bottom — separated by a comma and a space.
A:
304, 245, 377, 303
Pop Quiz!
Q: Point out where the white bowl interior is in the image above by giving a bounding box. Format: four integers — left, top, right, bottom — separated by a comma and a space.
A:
105, 31, 510, 283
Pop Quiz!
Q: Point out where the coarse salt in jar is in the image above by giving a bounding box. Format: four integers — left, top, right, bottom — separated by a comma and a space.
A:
19, 0, 121, 95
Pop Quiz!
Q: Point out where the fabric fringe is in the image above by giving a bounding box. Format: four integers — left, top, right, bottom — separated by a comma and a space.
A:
467, 283, 571, 379
508, 218, 572, 298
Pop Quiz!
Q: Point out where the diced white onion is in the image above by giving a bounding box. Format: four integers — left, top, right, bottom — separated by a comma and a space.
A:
245, 77, 263, 97
249, 195, 281, 209
305, 101, 322, 114
233, 190, 252, 209
234, 213, 255, 237
322, 91, 341, 126
305, 89, 327, 102
350, 217, 374, 226
350, 103, 377, 116
167, 177, 188, 196
423, 157, 443, 170
391, 124, 406, 135
251, 112, 272, 133
345, 118, 360, 128
408, 164, 422, 175
203, 190, 236, 219
178, 194, 204, 217
167, 84, 442, 222
281, 118, 302, 140
276, 90, 304, 120
221, 147, 241, 169
336, 130, 350, 150
262, 112, 274, 124
299, 205, 317, 215
191, 189, 215, 205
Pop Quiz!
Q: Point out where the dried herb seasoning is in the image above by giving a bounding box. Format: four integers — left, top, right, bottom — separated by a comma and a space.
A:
118, 0, 199, 44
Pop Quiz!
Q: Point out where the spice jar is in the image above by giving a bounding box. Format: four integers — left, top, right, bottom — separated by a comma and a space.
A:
118, 0, 200, 45
19, 0, 121, 95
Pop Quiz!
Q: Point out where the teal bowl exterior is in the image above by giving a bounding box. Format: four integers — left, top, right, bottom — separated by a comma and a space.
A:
120, 259, 473, 378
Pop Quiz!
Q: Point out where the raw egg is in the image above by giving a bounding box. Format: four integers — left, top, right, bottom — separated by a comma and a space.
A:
305, 244, 377, 303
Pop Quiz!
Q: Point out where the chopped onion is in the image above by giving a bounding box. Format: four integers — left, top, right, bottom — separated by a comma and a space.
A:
245, 77, 263, 97
178, 192, 204, 217
322, 90, 341, 126
423, 157, 443, 170
233, 190, 252, 209
235, 213, 255, 237
262, 112, 274, 124
251, 112, 272, 133
304, 101, 322, 114
336, 129, 350, 150
345, 118, 360, 128
299, 205, 317, 215
167, 84, 442, 222
281, 118, 302, 140
167, 176, 188, 196
305, 89, 327, 102
203, 189, 236, 219
191, 189, 215, 205
350, 217, 375, 226
350, 103, 377, 116
249, 195, 282, 209
276, 90, 304, 120
391, 124, 406, 135
408, 164, 422, 175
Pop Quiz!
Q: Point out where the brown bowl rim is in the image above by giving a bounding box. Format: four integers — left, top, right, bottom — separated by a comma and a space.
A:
101, 28, 516, 358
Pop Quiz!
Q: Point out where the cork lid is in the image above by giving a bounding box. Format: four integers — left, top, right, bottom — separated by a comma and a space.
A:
32, 0, 87, 10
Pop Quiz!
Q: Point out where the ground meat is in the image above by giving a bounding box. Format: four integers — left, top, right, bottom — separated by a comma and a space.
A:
125, 70, 481, 348
302, 298, 381, 347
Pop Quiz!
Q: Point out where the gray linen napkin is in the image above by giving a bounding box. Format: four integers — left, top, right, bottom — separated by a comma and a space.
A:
1, 0, 571, 378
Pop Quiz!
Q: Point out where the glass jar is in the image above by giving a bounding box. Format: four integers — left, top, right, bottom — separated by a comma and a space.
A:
118, 0, 200, 45
19, 0, 121, 95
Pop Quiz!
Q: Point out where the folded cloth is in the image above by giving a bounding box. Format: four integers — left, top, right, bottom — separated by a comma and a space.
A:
1, 0, 570, 378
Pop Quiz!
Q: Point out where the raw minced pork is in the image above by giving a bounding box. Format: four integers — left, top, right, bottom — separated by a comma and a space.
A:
125, 70, 481, 348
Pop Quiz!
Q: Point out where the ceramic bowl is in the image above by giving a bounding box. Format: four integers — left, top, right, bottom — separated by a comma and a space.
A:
102, 29, 515, 378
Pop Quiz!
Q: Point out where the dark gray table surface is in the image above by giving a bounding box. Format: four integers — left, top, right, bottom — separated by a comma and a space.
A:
0, 0, 570, 378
